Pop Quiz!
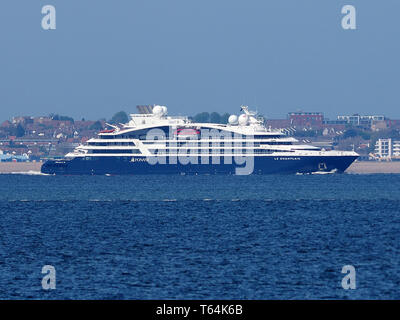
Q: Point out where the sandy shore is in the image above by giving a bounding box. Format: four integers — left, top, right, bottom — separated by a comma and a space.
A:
346, 161, 400, 174
0, 162, 43, 173
0, 161, 399, 174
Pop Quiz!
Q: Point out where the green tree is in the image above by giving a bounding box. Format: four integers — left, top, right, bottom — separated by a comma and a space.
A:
343, 128, 358, 139
59, 115, 74, 122
49, 114, 74, 122
342, 128, 371, 140
110, 111, 129, 124
221, 113, 230, 124
16, 124, 25, 137
193, 112, 210, 123
89, 121, 103, 131
210, 112, 222, 123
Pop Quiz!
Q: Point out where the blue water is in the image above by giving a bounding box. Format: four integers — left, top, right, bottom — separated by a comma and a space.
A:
1, 173, 400, 299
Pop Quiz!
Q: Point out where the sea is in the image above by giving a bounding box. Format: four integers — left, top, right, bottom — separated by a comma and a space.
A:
0, 173, 399, 299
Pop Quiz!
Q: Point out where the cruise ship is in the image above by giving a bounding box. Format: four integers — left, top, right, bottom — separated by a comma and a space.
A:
41, 106, 358, 175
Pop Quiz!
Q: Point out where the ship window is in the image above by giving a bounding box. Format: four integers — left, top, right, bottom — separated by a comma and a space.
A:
91, 149, 140, 154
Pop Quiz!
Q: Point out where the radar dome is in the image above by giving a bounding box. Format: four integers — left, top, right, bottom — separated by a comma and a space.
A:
228, 115, 238, 124
152, 105, 163, 116
238, 114, 249, 126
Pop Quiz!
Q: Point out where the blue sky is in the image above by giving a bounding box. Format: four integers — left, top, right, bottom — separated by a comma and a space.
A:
0, 0, 399, 120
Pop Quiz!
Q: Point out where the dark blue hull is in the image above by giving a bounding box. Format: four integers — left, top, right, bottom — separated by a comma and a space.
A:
41, 155, 358, 175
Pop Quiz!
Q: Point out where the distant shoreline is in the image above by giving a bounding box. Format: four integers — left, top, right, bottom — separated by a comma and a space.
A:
0, 161, 399, 174
346, 161, 400, 174
0, 162, 43, 173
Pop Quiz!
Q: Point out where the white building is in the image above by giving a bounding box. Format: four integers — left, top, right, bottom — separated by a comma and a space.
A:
338, 115, 385, 126
393, 140, 400, 157
374, 138, 400, 159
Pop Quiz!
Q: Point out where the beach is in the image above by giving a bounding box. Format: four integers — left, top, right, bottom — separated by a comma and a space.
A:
0, 162, 43, 173
346, 161, 400, 174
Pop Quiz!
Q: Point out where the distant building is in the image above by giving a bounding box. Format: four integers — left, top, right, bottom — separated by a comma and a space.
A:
385, 119, 400, 129
393, 140, 400, 158
374, 138, 400, 159
321, 124, 346, 135
375, 139, 392, 158
323, 119, 348, 125
264, 119, 291, 129
1, 120, 11, 128
337, 114, 385, 126
0, 149, 29, 162
371, 121, 388, 132
287, 112, 324, 128
12, 116, 33, 125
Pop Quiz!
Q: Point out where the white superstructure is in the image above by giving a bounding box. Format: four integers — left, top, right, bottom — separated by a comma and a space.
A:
66, 105, 357, 159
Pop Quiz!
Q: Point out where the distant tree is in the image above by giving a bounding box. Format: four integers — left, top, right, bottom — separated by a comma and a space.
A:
343, 128, 358, 139
342, 128, 370, 140
359, 131, 371, 140
192, 112, 235, 124
59, 115, 74, 122
89, 121, 103, 131
4, 124, 24, 137
110, 111, 129, 124
49, 114, 74, 123
193, 112, 210, 123
14, 124, 25, 137
210, 112, 221, 124
380, 129, 400, 140
221, 113, 230, 124
293, 129, 321, 138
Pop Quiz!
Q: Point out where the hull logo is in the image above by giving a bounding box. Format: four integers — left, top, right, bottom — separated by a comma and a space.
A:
131, 157, 147, 163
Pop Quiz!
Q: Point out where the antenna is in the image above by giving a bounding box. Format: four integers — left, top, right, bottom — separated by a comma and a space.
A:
105, 123, 119, 130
